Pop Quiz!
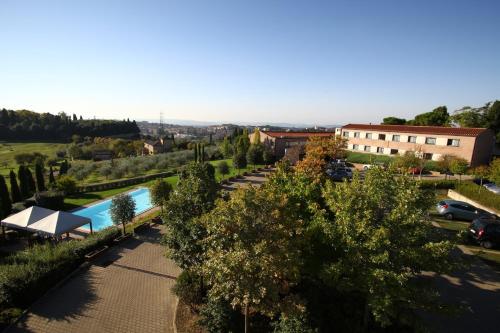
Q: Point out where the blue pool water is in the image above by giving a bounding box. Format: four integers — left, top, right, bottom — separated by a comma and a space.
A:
74, 188, 153, 231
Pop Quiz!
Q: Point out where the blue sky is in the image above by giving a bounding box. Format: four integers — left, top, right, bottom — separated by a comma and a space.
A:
1, 0, 499, 125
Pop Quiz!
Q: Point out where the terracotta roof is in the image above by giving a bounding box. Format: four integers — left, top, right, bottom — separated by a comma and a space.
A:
342, 124, 488, 137
262, 131, 336, 138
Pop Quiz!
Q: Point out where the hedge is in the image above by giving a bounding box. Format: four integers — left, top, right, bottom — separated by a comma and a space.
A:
75, 171, 175, 193
418, 180, 456, 190
0, 227, 120, 318
454, 182, 500, 211
345, 152, 393, 165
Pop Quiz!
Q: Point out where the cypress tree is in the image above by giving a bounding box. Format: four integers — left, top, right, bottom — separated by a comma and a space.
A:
201, 144, 205, 162
35, 163, 46, 192
49, 166, 56, 184
9, 170, 22, 203
18, 165, 29, 199
0, 175, 12, 218
59, 160, 68, 175
25, 167, 36, 194
194, 144, 198, 162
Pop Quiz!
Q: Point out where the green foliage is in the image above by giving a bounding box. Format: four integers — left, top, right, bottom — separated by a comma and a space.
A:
410, 106, 450, 126
232, 151, 247, 171
0, 227, 120, 313
246, 144, 263, 167
48, 166, 56, 185
272, 313, 317, 333
452, 100, 500, 142
34, 190, 65, 210
110, 193, 136, 234
35, 163, 46, 192
59, 160, 69, 175
13, 152, 47, 166
320, 168, 456, 326
0, 175, 12, 219
24, 168, 36, 194
198, 297, 243, 333
149, 179, 173, 210
201, 186, 304, 324
263, 145, 275, 164
454, 182, 500, 211
221, 136, 233, 158
217, 160, 230, 176
449, 158, 469, 181
489, 158, 500, 185
9, 170, 22, 203
56, 175, 77, 194
172, 270, 205, 309
382, 117, 406, 125
418, 179, 456, 190
345, 151, 392, 165
162, 162, 217, 269
393, 151, 421, 171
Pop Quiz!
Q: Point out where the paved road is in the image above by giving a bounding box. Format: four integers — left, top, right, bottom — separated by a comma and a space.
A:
7, 225, 181, 333
422, 248, 500, 332
221, 168, 273, 191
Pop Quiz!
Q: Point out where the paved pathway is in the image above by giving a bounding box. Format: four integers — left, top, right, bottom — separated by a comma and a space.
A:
221, 168, 274, 191
7, 225, 181, 333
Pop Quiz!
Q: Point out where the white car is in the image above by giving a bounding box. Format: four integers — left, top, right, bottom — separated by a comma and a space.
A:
484, 183, 500, 195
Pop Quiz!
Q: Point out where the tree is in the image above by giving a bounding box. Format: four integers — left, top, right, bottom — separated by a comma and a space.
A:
452, 100, 500, 142
410, 106, 450, 126
263, 145, 275, 165
233, 150, 247, 173
469, 165, 490, 192
35, 163, 46, 192
394, 151, 421, 175
221, 136, 233, 158
48, 166, 56, 185
246, 144, 263, 169
25, 167, 36, 194
252, 128, 261, 144
162, 162, 217, 269
320, 168, 455, 327
149, 179, 173, 213
110, 193, 136, 234
9, 170, 22, 203
382, 117, 406, 125
201, 186, 304, 332
217, 160, 230, 178
489, 159, 500, 185
0, 175, 12, 219
59, 160, 69, 175
56, 175, 77, 194
18, 165, 29, 199
436, 154, 456, 179
295, 135, 347, 181
449, 158, 469, 182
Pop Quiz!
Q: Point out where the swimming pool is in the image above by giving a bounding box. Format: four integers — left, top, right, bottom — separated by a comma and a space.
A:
74, 188, 153, 231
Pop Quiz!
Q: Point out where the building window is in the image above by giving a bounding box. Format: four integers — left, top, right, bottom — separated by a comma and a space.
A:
408, 136, 417, 143
423, 153, 433, 160
378, 134, 386, 140
392, 135, 400, 142
390, 149, 399, 155
365, 133, 372, 139
364, 145, 371, 152
377, 147, 384, 154
425, 137, 436, 145
353, 144, 359, 150
343, 131, 349, 138
354, 132, 360, 138
447, 139, 460, 147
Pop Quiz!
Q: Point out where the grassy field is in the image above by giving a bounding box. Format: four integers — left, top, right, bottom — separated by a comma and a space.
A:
0, 141, 68, 177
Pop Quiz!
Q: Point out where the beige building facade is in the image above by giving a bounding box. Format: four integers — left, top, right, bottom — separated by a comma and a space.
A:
336, 124, 495, 166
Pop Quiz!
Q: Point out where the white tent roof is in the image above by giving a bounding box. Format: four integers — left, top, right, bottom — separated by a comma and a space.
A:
1, 206, 56, 229
27, 211, 91, 236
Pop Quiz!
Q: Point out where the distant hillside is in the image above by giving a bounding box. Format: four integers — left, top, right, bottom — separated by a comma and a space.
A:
0, 109, 140, 140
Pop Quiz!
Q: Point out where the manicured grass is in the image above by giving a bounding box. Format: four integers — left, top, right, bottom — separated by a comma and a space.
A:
209, 159, 265, 181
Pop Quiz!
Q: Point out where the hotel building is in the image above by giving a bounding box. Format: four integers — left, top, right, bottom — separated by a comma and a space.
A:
336, 124, 495, 166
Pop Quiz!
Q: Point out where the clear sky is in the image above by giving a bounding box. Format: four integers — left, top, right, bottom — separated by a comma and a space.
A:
1, 0, 499, 125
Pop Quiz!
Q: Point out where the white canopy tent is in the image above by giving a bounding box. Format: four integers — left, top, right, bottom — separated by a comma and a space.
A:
1, 206, 56, 230
27, 211, 92, 237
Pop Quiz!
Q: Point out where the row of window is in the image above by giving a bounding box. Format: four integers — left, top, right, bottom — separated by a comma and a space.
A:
351, 144, 434, 159
343, 131, 460, 147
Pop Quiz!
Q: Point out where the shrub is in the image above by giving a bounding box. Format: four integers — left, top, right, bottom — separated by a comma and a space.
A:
34, 190, 64, 210
454, 182, 500, 211
418, 180, 456, 190
217, 161, 230, 176
198, 297, 242, 333
56, 175, 77, 194
345, 152, 392, 165
171, 270, 205, 309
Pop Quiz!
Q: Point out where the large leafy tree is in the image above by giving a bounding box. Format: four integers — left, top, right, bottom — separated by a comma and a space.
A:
162, 162, 217, 269
382, 117, 406, 125
201, 186, 304, 332
295, 135, 347, 181
110, 193, 136, 234
246, 144, 263, 169
449, 158, 469, 182
149, 179, 173, 213
409, 106, 450, 126
320, 167, 455, 327
452, 100, 500, 141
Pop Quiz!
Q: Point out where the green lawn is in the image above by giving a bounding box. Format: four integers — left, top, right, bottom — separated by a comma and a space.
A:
0, 141, 68, 177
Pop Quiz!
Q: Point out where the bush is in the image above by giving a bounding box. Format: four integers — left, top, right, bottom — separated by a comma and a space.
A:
56, 175, 77, 194
454, 182, 500, 211
34, 190, 65, 210
171, 270, 205, 309
0, 227, 120, 313
418, 180, 456, 190
198, 297, 243, 333
272, 313, 317, 333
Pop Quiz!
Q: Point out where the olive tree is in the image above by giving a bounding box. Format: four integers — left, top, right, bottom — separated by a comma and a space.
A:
149, 179, 173, 213
110, 193, 136, 235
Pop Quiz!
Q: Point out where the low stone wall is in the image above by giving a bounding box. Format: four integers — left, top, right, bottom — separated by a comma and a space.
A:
76, 171, 175, 193
447, 189, 499, 215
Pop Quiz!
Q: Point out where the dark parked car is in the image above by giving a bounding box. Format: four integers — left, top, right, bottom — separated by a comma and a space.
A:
436, 200, 494, 221
468, 218, 500, 249
326, 169, 352, 182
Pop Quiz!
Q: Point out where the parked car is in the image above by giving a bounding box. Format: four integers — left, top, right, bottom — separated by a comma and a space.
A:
436, 200, 494, 221
408, 167, 422, 175
468, 218, 500, 248
326, 169, 352, 182
362, 162, 386, 171
483, 183, 500, 195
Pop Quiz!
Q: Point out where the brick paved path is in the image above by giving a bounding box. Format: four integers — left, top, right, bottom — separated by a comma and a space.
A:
7, 225, 180, 333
